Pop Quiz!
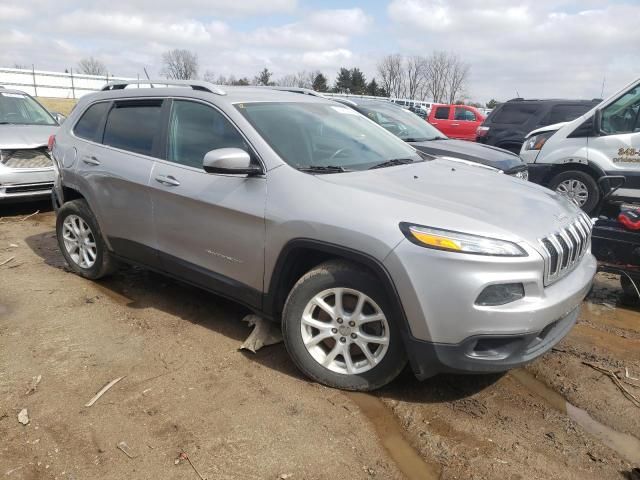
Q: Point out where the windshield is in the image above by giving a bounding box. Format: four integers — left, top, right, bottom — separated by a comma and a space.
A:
0, 92, 57, 126
357, 102, 446, 141
236, 102, 423, 171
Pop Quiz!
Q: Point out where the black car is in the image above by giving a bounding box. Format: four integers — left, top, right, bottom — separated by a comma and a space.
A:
333, 97, 528, 178
477, 98, 600, 153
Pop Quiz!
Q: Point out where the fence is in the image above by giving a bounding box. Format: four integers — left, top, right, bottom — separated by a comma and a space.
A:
0, 67, 133, 99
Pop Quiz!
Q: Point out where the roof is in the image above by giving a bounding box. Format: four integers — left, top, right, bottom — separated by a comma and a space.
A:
90, 81, 333, 105
505, 98, 602, 104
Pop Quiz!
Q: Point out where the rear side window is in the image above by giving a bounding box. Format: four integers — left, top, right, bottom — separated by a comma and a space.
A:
491, 103, 541, 125
542, 104, 593, 125
434, 107, 450, 119
103, 100, 163, 156
74, 102, 110, 142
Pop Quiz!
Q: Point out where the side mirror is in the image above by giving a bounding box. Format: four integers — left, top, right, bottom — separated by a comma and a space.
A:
52, 112, 66, 124
592, 109, 603, 135
203, 148, 262, 176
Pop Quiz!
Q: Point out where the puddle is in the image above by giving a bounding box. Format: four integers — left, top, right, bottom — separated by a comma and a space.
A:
345, 392, 440, 480
511, 369, 640, 464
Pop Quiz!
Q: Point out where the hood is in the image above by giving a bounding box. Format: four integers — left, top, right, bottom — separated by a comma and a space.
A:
525, 122, 568, 140
410, 139, 525, 173
318, 158, 581, 248
0, 125, 58, 149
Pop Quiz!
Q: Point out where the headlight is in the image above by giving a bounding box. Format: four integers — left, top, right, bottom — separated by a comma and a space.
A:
524, 131, 555, 151
400, 223, 527, 257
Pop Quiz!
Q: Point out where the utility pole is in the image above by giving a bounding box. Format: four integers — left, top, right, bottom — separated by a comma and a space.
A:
600, 76, 606, 98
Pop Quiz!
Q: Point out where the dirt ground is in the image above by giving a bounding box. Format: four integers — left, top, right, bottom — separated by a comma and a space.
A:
1, 202, 639, 480
35, 98, 77, 116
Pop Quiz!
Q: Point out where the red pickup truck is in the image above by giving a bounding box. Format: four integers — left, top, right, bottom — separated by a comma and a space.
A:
427, 104, 486, 141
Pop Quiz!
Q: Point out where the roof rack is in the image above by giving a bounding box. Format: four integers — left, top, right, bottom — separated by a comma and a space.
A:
264, 86, 326, 98
101, 80, 226, 96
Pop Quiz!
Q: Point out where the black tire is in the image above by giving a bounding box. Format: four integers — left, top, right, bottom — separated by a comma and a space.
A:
56, 199, 117, 280
548, 170, 599, 214
282, 260, 407, 391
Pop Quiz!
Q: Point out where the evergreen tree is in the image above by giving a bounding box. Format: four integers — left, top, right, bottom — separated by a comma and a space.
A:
334, 68, 352, 93
350, 68, 367, 94
366, 78, 379, 96
312, 72, 328, 92
255, 68, 273, 86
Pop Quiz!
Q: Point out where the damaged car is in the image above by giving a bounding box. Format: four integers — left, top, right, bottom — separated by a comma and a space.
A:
0, 87, 59, 202
51, 81, 595, 391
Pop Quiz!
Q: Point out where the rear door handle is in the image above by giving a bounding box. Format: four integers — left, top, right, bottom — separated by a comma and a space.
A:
81, 155, 100, 165
155, 175, 181, 187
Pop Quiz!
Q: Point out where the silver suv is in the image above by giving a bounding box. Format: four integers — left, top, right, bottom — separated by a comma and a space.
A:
51, 80, 596, 391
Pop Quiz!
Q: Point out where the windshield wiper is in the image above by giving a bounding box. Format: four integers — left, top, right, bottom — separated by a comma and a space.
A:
297, 165, 349, 174
401, 137, 430, 142
368, 158, 414, 170
431, 136, 448, 141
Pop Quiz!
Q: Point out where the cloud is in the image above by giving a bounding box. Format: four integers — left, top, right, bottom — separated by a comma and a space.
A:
387, 0, 640, 100
245, 8, 372, 51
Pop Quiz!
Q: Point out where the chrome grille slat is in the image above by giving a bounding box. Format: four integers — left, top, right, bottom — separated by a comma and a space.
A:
539, 215, 593, 286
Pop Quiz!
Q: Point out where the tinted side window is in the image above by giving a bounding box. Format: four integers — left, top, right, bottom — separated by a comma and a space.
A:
491, 103, 541, 125
74, 102, 109, 142
602, 86, 640, 135
455, 107, 476, 121
167, 100, 248, 169
434, 107, 450, 120
103, 100, 163, 156
543, 104, 592, 125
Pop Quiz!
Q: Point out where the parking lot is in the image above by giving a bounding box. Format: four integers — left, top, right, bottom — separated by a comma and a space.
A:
1, 201, 638, 479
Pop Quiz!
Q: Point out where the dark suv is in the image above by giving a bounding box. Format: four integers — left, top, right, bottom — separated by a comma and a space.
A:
476, 99, 600, 153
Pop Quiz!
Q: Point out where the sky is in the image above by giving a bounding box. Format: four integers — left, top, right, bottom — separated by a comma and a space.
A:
1, 0, 639, 102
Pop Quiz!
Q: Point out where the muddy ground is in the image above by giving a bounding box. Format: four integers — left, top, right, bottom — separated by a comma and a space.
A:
1, 202, 639, 480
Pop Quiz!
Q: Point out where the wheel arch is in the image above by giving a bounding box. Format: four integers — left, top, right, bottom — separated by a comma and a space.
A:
265, 239, 410, 333
540, 161, 605, 186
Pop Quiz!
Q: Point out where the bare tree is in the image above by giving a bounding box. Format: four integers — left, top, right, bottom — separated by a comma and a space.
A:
422, 51, 470, 103
405, 56, 427, 100
276, 70, 317, 89
161, 49, 198, 80
446, 54, 469, 104
78, 57, 107, 76
377, 54, 404, 98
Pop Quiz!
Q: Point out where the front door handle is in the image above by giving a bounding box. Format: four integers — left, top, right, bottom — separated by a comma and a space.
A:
451, 123, 460, 126
155, 175, 181, 187
81, 155, 100, 165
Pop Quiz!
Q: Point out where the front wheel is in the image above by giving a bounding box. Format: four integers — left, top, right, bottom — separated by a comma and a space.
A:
548, 170, 599, 214
282, 260, 407, 391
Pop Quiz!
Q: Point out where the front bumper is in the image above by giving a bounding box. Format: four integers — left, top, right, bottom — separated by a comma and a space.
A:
0, 167, 54, 201
525, 162, 554, 186
384, 239, 596, 378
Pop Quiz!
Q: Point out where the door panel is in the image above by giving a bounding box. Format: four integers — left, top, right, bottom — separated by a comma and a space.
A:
149, 99, 267, 306
150, 161, 266, 302
590, 82, 640, 179
74, 100, 161, 266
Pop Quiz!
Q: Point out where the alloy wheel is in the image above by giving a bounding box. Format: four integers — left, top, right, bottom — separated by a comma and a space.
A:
62, 215, 97, 269
300, 287, 390, 375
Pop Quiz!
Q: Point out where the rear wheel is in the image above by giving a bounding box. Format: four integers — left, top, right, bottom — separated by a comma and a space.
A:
548, 170, 599, 214
56, 199, 117, 280
282, 260, 407, 391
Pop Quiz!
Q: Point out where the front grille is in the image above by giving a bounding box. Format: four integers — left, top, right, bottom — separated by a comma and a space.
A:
1, 149, 53, 169
539, 213, 592, 286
